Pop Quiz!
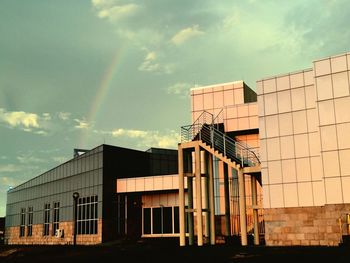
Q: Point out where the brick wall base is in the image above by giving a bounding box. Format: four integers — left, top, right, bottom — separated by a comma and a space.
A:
5, 219, 102, 245
264, 204, 350, 246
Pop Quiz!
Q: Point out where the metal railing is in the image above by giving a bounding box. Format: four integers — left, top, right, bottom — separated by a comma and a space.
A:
180, 114, 260, 167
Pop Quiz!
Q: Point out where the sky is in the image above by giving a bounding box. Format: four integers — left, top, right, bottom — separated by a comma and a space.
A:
1, 0, 350, 216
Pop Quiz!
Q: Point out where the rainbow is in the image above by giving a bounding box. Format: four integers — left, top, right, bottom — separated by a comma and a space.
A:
78, 44, 126, 148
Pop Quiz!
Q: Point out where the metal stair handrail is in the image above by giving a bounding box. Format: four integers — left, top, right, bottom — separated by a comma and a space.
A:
181, 114, 260, 167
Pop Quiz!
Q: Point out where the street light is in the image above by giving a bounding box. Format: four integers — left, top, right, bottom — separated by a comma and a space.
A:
72, 192, 79, 246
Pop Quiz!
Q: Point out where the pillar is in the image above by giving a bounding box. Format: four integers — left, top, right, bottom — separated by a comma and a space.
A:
178, 145, 186, 246
204, 152, 210, 242
223, 163, 231, 237
251, 175, 259, 245
187, 176, 194, 245
208, 153, 216, 245
195, 144, 203, 246
237, 166, 247, 246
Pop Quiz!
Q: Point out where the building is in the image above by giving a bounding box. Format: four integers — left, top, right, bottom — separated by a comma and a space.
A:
178, 80, 263, 246
258, 52, 350, 246
6, 51, 350, 247
5, 145, 178, 245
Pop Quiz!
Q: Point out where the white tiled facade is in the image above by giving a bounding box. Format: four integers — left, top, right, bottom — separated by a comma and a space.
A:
257, 52, 350, 246
258, 52, 350, 209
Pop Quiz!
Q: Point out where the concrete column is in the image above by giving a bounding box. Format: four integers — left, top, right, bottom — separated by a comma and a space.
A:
195, 144, 203, 246
178, 145, 186, 246
204, 152, 210, 242
251, 175, 260, 245
208, 153, 216, 245
237, 166, 247, 246
223, 163, 231, 237
187, 176, 194, 245
185, 149, 194, 245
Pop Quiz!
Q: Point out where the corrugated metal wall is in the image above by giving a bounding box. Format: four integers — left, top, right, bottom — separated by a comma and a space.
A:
6, 145, 104, 227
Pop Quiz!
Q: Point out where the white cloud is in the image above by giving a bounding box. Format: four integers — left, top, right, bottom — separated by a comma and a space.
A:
17, 155, 45, 164
93, 0, 140, 22
112, 128, 148, 138
0, 176, 21, 188
52, 156, 68, 163
167, 82, 192, 98
42, 113, 51, 121
58, 112, 71, 121
0, 108, 40, 129
35, 130, 48, 135
111, 128, 180, 149
171, 25, 204, 45
91, 0, 119, 8
0, 164, 21, 173
138, 51, 160, 72
74, 119, 91, 129
138, 51, 173, 74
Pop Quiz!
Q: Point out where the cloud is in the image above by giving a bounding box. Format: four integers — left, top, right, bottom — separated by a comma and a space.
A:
111, 128, 180, 149
0, 176, 21, 188
74, 119, 91, 129
112, 128, 148, 138
138, 51, 160, 72
0, 108, 40, 129
167, 82, 192, 98
0, 164, 21, 173
42, 113, 51, 121
138, 51, 173, 74
58, 112, 71, 121
52, 156, 69, 163
92, 0, 140, 22
91, 0, 115, 8
17, 155, 46, 164
171, 25, 204, 45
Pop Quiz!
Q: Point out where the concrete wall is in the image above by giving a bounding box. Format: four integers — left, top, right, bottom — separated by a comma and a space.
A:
5, 219, 102, 245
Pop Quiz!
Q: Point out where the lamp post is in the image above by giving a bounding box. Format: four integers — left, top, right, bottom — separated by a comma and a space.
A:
72, 192, 79, 246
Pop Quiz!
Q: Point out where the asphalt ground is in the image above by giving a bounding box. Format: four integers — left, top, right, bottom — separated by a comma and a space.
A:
0, 238, 349, 263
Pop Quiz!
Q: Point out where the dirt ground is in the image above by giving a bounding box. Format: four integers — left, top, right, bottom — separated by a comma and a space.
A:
0, 238, 349, 263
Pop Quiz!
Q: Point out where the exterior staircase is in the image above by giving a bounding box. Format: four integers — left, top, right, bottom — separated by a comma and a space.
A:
181, 111, 261, 175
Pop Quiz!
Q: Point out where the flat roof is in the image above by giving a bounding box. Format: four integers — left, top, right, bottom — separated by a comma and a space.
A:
190, 80, 244, 91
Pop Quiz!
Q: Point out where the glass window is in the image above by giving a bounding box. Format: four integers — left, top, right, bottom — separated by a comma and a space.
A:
143, 208, 151, 234
77, 195, 98, 235
43, 203, 50, 236
20, 208, 26, 237
152, 207, 162, 234
52, 202, 60, 236
27, 207, 33, 236
173, 207, 179, 233
162, 207, 173, 234
143, 206, 180, 235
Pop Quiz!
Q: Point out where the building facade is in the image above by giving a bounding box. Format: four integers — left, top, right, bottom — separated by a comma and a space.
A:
258, 52, 350, 246
5, 145, 178, 245
5, 51, 350, 247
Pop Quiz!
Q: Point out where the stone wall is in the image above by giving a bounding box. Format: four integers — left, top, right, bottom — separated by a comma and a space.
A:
5, 219, 102, 245
264, 204, 350, 246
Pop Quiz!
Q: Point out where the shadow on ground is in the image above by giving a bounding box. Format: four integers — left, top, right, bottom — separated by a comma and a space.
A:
1, 238, 350, 263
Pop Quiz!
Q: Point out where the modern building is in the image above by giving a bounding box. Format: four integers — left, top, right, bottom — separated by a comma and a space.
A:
258, 52, 350, 246
5, 51, 350, 247
178, 80, 263, 246
5, 145, 178, 245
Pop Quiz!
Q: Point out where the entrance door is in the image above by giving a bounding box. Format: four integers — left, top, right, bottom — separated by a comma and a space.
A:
126, 194, 142, 238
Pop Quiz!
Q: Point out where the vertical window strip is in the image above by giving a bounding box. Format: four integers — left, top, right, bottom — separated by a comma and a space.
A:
20, 208, 26, 237
52, 202, 60, 236
43, 203, 50, 236
27, 207, 33, 236
77, 195, 98, 235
